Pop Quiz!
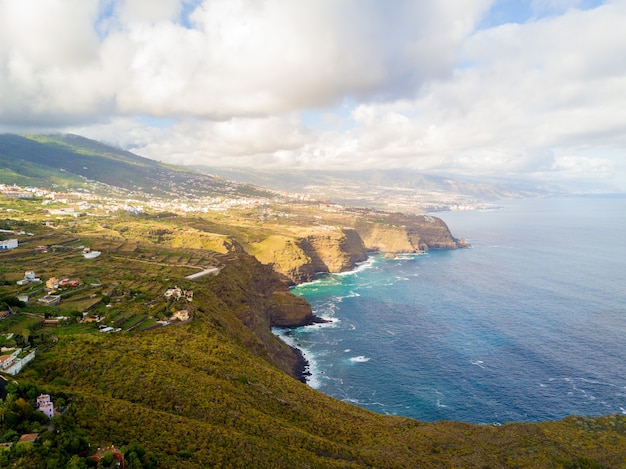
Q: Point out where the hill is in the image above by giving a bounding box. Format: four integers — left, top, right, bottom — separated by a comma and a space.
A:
0, 134, 272, 198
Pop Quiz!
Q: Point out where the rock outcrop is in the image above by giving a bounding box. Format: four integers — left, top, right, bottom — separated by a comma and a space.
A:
299, 228, 367, 274
249, 214, 465, 284
250, 228, 367, 284
353, 214, 467, 253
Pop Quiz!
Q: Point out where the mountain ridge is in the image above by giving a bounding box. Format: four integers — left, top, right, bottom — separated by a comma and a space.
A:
0, 133, 272, 199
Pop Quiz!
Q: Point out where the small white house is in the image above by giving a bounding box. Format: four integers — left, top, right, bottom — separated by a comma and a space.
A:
0, 239, 18, 251
37, 394, 54, 419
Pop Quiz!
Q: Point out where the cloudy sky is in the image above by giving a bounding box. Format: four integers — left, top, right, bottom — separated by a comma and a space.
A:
1, 0, 625, 189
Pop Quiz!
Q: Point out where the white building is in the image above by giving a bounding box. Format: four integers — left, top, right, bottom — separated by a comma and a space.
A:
0, 239, 18, 251
37, 394, 54, 419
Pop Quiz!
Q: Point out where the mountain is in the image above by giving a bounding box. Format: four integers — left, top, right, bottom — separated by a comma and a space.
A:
0, 134, 272, 198
195, 167, 560, 212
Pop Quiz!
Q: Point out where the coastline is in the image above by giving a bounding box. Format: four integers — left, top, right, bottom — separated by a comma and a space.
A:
280, 254, 376, 383
280, 232, 469, 383
290, 345, 311, 383
282, 251, 435, 383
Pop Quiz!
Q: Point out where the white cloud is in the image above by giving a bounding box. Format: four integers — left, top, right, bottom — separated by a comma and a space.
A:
118, 0, 181, 23
1, 0, 626, 188
0, 0, 492, 122
72, 113, 311, 167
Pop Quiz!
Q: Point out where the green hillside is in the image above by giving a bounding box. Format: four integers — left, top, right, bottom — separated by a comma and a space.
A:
0, 196, 624, 468
0, 134, 271, 198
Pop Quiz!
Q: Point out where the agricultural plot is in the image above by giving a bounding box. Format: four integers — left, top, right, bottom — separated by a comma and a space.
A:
0, 232, 221, 352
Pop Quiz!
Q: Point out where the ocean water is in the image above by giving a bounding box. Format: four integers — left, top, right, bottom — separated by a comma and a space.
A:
274, 195, 626, 424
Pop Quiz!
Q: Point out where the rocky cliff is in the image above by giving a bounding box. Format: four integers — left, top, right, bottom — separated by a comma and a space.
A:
202, 252, 318, 379
249, 214, 465, 283
249, 228, 368, 284
353, 214, 467, 253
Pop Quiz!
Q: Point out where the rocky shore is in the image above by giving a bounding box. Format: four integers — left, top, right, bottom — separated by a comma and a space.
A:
265, 213, 468, 382
256, 214, 468, 285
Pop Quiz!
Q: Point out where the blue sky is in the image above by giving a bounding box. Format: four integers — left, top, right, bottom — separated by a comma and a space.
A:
0, 0, 624, 190
479, 0, 605, 28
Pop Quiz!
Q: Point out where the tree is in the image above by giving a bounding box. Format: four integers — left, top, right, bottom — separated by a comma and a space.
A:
14, 333, 24, 347
66, 455, 89, 469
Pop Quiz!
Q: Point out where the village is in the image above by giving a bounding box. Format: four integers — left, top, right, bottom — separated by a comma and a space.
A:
0, 192, 230, 381
0, 181, 301, 217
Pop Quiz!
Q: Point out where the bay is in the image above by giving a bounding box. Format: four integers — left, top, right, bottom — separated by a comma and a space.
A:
275, 195, 626, 423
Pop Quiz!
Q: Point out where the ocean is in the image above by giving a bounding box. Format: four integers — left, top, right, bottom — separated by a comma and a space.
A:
274, 195, 626, 424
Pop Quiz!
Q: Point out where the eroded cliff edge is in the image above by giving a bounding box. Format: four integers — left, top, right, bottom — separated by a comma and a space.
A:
248, 213, 467, 284
249, 227, 368, 284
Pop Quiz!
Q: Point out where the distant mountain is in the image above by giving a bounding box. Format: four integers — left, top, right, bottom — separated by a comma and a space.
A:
0, 134, 271, 198
194, 167, 559, 212
0, 133, 561, 209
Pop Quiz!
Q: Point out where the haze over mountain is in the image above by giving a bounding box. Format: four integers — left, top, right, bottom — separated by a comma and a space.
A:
0, 133, 559, 212
197, 166, 563, 212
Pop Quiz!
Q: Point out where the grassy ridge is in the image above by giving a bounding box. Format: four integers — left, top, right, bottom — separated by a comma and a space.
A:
0, 134, 273, 198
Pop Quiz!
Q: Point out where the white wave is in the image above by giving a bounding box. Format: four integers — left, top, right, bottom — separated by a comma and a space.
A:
293, 318, 340, 334
393, 253, 424, 260
334, 258, 376, 277
436, 399, 448, 408
344, 349, 351, 352
471, 360, 485, 369
271, 327, 328, 389
349, 355, 370, 363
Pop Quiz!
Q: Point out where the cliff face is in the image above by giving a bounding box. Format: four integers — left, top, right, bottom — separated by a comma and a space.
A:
250, 228, 367, 284
300, 228, 368, 274
203, 253, 317, 378
249, 214, 465, 283
354, 214, 466, 252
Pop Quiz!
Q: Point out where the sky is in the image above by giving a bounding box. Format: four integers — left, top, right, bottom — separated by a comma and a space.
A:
1, 0, 625, 190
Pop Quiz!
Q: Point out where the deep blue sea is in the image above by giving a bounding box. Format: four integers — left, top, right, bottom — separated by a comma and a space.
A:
274, 195, 626, 424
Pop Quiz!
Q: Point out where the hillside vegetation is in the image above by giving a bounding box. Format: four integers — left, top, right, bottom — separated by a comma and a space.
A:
0, 137, 624, 467
1, 222, 625, 468
0, 134, 272, 198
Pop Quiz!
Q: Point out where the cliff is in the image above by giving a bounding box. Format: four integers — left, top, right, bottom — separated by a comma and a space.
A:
248, 214, 465, 283
199, 252, 319, 378
101, 206, 464, 285
353, 214, 467, 253
249, 228, 368, 284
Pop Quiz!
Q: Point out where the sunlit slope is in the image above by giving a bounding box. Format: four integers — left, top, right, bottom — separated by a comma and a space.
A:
0, 133, 271, 197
